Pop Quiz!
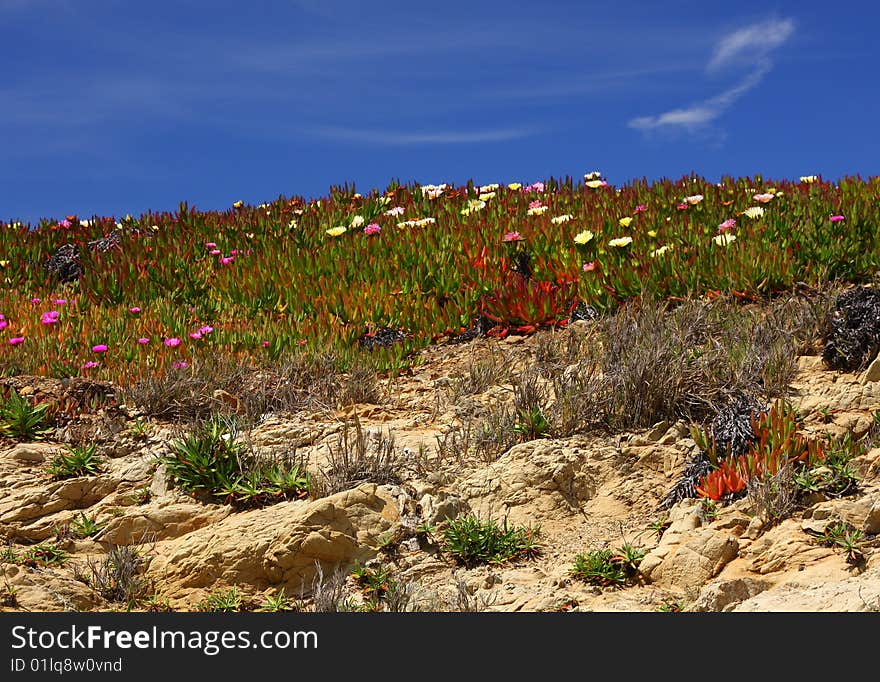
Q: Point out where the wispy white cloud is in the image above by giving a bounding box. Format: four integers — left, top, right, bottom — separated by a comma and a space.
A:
708, 18, 795, 72
307, 125, 535, 145
629, 17, 794, 133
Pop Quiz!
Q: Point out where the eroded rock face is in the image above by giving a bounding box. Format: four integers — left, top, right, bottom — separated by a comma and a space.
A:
145, 484, 398, 602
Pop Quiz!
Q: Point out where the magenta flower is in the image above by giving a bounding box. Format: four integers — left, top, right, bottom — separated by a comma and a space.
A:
502, 231, 524, 242
172, 360, 188, 369
718, 218, 736, 232
676, 203, 688, 210
205, 242, 217, 248
230, 249, 238, 255
164, 337, 181, 348
129, 306, 141, 314
9, 337, 24, 346
830, 215, 845, 222
189, 332, 202, 340
92, 344, 108, 353
209, 249, 221, 256
364, 223, 381, 236
634, 205, 647, 213
0, 319, 7, 330
41, 311, 60, 325
198, 325, 213, 335
524, 181, 545, 193
58, 219, 72, 228
219, 256, 234, 265
52, 299, 67, 305
262, 340, 270, 347
82, 361, 100, 369
137, 337, 150, 344
30, 297, 41, 304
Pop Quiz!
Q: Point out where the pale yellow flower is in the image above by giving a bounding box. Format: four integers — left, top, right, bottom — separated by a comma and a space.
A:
712, 233, 736, 246
650, 245, 672, 258
574, 230, 594, 245
799, 175, 818, 183
461, 200, 487, 216
350, 215, 365, 228
551, 214, 573, 224
479, 183, 499, 193
287, 219, 298, 229
618, 216, 633, 228
478, 192, 496, 201
585, 179, 604, 189
527, 205, 549, 216
326, 226, 347, 237
609, 236, 633, 248
743, 206, 765, 219
352, 193, 362, 199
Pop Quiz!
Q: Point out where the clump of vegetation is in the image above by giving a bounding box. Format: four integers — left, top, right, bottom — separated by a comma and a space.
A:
161, 415, 310, 507
813, 521, 867, 567
47, 443, 103, 479
70, 512, 105, 538
0, 388, 53, 441
570, 544, 645, 588
441, 514, 540, 567
194, 586, 247, 612
317, 418, 402, 496
77, 545, 148, 605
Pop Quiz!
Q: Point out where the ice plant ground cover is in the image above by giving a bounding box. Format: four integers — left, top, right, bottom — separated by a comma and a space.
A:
0, 172, 878, 386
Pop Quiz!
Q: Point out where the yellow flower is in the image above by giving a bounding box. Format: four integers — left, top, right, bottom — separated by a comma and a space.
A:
0, 260, 7, 268
233, 200, 244, 209
574, 230, 594, 245
799, 175, 818, 183
287, 219, 298, 229
743, 206, 764, 219
353, 193, 362, 199
712, 233, 736, 246
326, 226, 347, 237
478, 192, 496, 201
461, 200, 487, 216
649, 245, 672, 258
350, 215, 365, 228
618, 216, 633, 228
551, 214, 573, 224
585, 180, 604, 189
647, 230, 657, 238
508, 182, 522, 191
609, 236, 633, 248
584, 170, 602, 180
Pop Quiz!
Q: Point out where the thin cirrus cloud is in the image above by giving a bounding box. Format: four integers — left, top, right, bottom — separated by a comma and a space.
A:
307, 125, 536, 145
629, 17, 795, 132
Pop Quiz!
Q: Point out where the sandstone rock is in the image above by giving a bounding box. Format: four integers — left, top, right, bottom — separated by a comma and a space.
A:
0, 476, 117, 524
95, 502, 232, 545
2, 442, 57, 464
860, 356, 880, 384
691, 577, 771, 612
733, 567, 880, 611
145, 483, 398, 598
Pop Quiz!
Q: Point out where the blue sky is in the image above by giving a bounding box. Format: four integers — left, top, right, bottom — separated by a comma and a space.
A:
1, 0, 877, 224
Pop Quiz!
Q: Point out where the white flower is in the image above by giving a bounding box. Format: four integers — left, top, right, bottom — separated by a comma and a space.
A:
527, 205, 549, 216
479, 183, 499, 193
743, 206, 764, 219
584, 171, 602, 180
799, 175, 818, 183
753, 193, 774, 203
683, 194, 704, 205
398, 217, 436, 228
712, 233, 736, 246
420, 183, 448, 199
650, 245, 672, 258
574, 230, 594, 245
350, 215, 365, 228
551, 214, 573, 224
384, 206, 405, 217
609, 236, 633, 248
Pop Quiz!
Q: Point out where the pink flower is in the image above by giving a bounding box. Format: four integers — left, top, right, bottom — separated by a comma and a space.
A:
219, 256, 234, 265
30, 297, 41, 304
164, 337, 181, 348
0, 320, 7, 330
830, 215, 845, 222
528, 200, 543, 210
82, 361, 100, 369
9, 337, 24, 345
262, 340, 270, 347
209, 249, 221, 256
296, 339, 307, 346
502, 231, 524, 242
129, 306, 141, 314
718, 218, 736, 232
364, 223, 381, 236
40, 312, 59, 325
676, 203, 688, 210
582, 262, 597, 272
634, 205, 647, 213
198, 325, 213, 335
205, 242, 217, 248
92, 344, 108, 353
58, 219, 72, 228
189, 332, 202, 340
137, 337, 150, 344
230, 249, 238, 255
524, 181, 545, 193
52, 299, 67, 305
172, 360, 188, 369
